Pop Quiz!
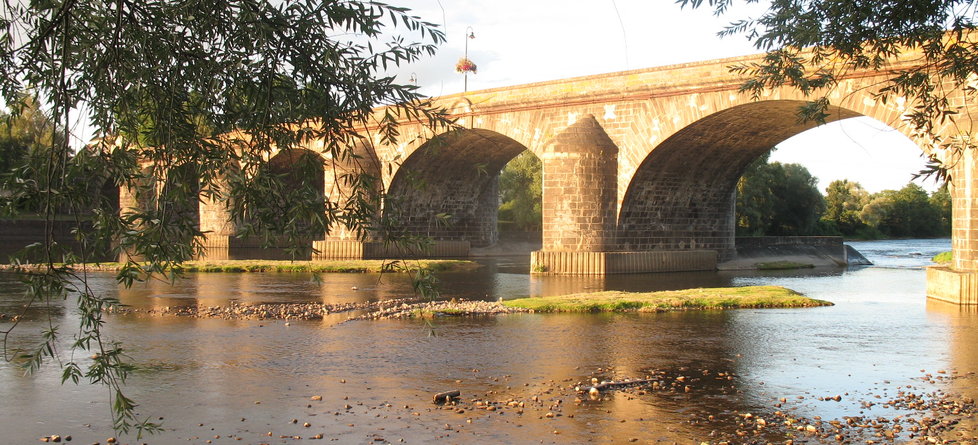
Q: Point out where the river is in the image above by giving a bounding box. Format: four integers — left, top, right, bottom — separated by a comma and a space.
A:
1, 238, 976, 444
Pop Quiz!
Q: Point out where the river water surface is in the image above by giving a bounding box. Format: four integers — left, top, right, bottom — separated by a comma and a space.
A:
2, 239, 976, 444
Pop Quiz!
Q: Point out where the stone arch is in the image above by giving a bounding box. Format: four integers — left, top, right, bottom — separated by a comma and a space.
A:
159, 162, 202, 235
199, 139, 379, 258
262, 147, 326, 241
385, 129, 529, 247
616, 100, 873, 260
322, 141, 383, 241
374, 110, 546, 185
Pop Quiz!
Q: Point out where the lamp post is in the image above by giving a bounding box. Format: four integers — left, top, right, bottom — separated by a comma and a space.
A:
464, 26, 475, 92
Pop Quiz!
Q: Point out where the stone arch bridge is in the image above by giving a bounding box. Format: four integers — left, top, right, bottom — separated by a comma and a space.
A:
134, 49, 978, 304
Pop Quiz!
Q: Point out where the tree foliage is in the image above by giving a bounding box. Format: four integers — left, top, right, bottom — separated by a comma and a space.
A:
859, 183, 946, 238
678, 0, 978, 180
739, 163, 950, 239
0, 0, 448, 435
0, 95, 73, 214
930, 183, 953, 233
818, 180, 950, 238
822, 179, 870, 235
736, 156, 825, 236
498, 150, 542, 232
0, 96, 65, 175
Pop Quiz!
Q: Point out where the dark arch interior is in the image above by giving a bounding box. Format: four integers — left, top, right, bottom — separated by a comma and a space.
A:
617, 100, 859, 260
160, 162, 201, 234
322, 141, 383, 241
386, 129, 529, 247
267, 148, 326, 240
229, 148, 326, 261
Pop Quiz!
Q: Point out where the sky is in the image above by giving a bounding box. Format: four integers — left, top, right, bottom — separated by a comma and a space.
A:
394, 0, 940, 194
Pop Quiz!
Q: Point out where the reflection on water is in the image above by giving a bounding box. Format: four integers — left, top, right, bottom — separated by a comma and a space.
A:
3, 238, 976, 444
927, 299, 978, 433
103, 259, 848, 311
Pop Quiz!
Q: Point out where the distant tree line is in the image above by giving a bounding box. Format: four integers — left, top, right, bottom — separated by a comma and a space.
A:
496, 150, 950, 240
497, 151, 542, 232
0, 98, 120, 219
820, 178, 950, 239
736, 156, 950, 239
0, 96, 64, 176
0, 96, 75, 215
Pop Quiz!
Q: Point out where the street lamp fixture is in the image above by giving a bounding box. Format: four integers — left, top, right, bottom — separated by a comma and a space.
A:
464, 26, 475, 92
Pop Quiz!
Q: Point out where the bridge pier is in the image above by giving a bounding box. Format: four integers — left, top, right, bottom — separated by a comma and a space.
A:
531, 114, 617, 274
197, 180, 237, 260
928, 147, 978, 304
529, 115, 716, 274
117, 171, 157, 262
539, 115, 618, 252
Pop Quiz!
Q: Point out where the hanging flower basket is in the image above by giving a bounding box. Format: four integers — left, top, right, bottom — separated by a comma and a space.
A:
455, 57, 477, 74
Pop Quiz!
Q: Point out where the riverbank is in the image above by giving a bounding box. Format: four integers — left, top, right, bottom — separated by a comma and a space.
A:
0, 259, 480, 273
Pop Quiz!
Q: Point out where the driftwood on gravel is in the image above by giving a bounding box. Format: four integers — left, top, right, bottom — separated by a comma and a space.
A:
433, 390, 461, 403
576, 378, 656, 393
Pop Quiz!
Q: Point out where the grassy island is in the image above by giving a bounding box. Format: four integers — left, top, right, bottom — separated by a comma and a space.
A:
1, 259, 480, 274
502, 286, 831, 312
932, 251, 952, 264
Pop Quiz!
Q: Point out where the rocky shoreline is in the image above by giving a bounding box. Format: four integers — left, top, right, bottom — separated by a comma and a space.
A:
104, 297, 528, 321
31, 363, 977, 444
351, 299, 529, 320
431, 366, 977, 444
